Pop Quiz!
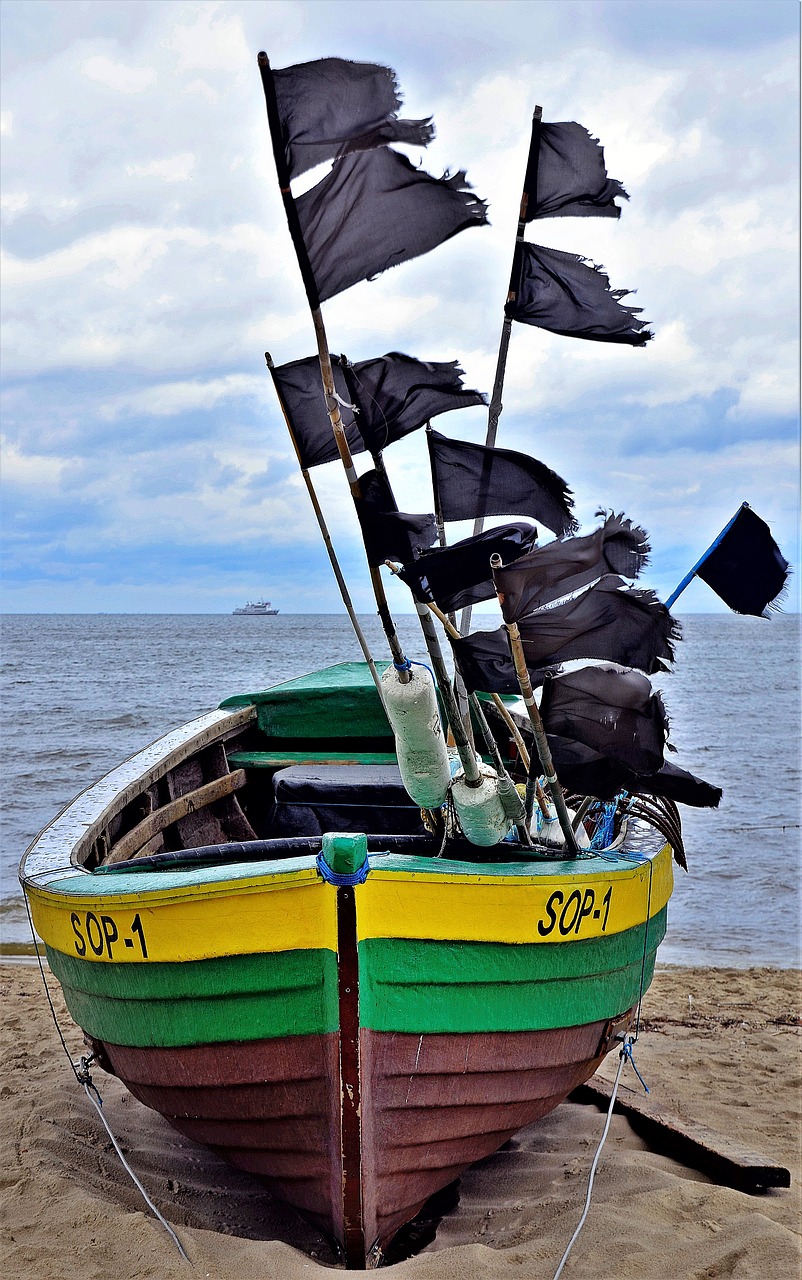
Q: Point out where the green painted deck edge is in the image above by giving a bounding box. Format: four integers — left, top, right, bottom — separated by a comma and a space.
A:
45, 946, 340, 1048
358, 907, 667, 1033
227, 750, 397, 767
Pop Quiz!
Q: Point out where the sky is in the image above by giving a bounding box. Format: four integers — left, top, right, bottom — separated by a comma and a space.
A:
1, 0, 799, 615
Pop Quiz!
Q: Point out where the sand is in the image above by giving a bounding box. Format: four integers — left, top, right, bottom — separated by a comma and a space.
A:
1, 961, 799, 1280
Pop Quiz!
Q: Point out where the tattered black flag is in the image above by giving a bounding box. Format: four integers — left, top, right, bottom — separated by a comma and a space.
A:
449, 626, 559, 695
272, 57, 434, 180
493, 513, 650, 620
671, 503, 790, 618
400, 521, 538, 614
269, 353, 486, 469
354, 469, 437, 568
450, 627, 519, 694
631, 762, 722, 809
427, 429, 577, 536
342, 356, 486, 454
545, 735, 636, 801
542, 665, 669, 777
548, 743, 722, 808
295, 148, 488, 302
506, 243, 652, 345
528, 122, 628, 220
517, 576, 680, 675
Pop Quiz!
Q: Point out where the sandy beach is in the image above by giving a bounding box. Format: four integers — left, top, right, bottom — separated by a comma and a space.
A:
1, 961, 799, 1280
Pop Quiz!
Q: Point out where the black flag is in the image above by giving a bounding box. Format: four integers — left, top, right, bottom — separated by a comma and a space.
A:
632, 762, 722, 809
528, 122, 628, 220
449, 627, 558, 695
545, 734, 638, 801
272, 57, 434, 180
269, 353, 486, 469
295, 148, 488, 302
542, 665, 669, 776
450, 627, 519, 694
493, 513, 650, 620
354, 469, 437, 568
670, 503, 790, 618
517, 576, 680, 675
400, 522, 538, 614
427, 429, 577, 536
506, 243, 652, 345
342, 356, 486, 454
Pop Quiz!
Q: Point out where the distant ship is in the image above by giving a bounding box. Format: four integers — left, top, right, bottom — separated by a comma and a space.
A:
232, 599, 279, 616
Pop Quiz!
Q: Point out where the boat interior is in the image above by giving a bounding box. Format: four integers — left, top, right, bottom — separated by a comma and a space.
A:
78, 663, 682, 875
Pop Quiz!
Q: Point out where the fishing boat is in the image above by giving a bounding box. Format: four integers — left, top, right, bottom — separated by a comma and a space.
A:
21, 660, 675, 1267
21, 45, 787, 1272
232, 599, 279, 615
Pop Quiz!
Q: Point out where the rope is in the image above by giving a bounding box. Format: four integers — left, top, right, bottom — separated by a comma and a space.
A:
21, 885, 190, 1262
79, 1066, 190, 1262
315, 851, 369, 886
552, 1035, 648, 1279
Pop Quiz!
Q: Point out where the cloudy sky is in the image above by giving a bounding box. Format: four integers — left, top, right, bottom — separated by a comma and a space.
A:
1, 0, 798, 615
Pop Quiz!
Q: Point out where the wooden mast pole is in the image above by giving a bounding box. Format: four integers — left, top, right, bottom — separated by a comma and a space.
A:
490, 553, 579, 854
264, 353, 386, 702
258, 50, 411, 681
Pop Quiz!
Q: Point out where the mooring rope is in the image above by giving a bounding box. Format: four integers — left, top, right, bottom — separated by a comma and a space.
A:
551, 1034, 649, 1280
21, 885, 191, 1263
77, 1062, 190, 1262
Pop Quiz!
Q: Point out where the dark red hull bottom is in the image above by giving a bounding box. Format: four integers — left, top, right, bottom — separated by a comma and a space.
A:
97, 1012, 631, 1265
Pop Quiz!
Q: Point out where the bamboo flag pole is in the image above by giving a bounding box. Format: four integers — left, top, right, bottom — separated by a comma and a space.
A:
459, 106, 542, 639
265, 353, 385, 702
485, 106, 542, 452
385, 561, 531, 842
490, 553, 579, 854
425, 425, 474, 744
415, 581, 543, 832
258, 51, 411, 682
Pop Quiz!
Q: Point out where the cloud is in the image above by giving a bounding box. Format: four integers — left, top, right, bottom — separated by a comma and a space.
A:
126, 153, 196, 181
0, 0, 797, 613
99, 373, 268, 419
80, 54, 157, 94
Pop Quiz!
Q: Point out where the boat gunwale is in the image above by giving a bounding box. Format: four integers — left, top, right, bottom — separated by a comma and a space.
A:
19, 704, 256, 885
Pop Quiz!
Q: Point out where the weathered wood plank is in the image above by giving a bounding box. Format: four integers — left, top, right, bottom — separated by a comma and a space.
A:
58, 705, 256, 868
570, 1076, 791, 1192
106, 769, 247, 863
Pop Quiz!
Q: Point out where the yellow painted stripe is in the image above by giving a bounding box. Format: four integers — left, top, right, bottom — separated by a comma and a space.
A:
28, 844, 672, 963
357, 845, 673, 945
28, 876, 338, 964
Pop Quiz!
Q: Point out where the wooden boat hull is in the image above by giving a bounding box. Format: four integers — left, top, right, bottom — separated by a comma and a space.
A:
88, 1018, 632, 1257
21, 664, 673, 1266
34, 849, 669, 1264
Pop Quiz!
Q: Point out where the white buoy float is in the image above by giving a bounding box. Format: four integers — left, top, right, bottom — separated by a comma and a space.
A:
451, 760, 510, 847
380, 665, 451, 809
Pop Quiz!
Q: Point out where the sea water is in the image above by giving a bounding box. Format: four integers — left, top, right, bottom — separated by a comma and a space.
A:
1, 613, 799, 967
